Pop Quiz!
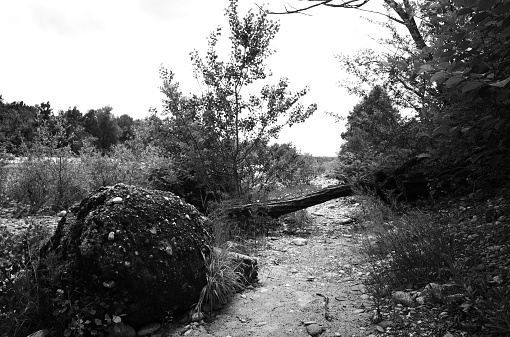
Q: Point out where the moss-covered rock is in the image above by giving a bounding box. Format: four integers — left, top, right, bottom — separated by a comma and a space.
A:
39, 184, 211, 328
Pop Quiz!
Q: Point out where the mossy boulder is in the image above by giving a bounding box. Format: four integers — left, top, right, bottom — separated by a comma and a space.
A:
39, 184, 211, 328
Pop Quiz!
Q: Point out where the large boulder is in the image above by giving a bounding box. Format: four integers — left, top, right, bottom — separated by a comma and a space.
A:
39, 184, 211, 328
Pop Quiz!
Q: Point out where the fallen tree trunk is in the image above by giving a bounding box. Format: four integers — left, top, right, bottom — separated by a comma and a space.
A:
227, 183, 376, 219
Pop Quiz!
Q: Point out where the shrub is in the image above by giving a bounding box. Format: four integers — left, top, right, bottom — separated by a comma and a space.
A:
358, 190, 457, 290
6, 154, 89, 212
196, 244, 245, 314
0, 219, 53, 336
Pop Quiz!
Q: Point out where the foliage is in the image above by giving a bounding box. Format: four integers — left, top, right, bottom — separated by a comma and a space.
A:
0, 96, 141, 156
0, 219, 52, 336
82, 106, 122, 154
6, 120, 89, 212
243, 143, 320, 200
415, 0, 510, 156
79, 134, 168, 192
0, 96, 39, 154
357, 188, 457, 290
196, 244, 245, 314
334, 0, 510, 167
336, 86, 418, 182
160, 0, 316, 198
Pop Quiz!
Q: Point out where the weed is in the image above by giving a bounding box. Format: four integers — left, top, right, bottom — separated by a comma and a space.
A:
196, 245, 245, 314
280, 209, 313, 235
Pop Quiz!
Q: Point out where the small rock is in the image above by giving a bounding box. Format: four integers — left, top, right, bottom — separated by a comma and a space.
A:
354, 308, 365, 314
191, 311, 204, 322
337, 218, 354, 225
306, 323, 323, 336
103, 280, 115, 289
292, 238, 308, 246
360, 294, 370, 300
26, 330, 49, 337
110, 323, 136, 337
255, 321, 267, 327
110, 197, 124, 204
137, 322, 161, 336
415, 296, 425, 305
57, 210, 67, 217
392, 291, 415, 307
303, 321, 317, 325
108, 231, 115, 241
375, 325, 385, 333
476, 263, 486, 271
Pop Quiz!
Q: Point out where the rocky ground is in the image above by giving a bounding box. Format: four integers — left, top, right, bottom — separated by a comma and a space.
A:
160, 196, 376, 337
2, 176, 509, 337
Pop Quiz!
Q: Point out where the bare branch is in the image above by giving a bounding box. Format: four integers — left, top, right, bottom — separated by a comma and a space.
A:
268, 0, 369, 15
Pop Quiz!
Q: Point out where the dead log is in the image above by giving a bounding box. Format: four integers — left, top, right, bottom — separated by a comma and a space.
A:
226, 183, 380, 219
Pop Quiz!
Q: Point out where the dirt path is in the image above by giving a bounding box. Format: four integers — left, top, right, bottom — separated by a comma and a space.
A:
165, 198, 377, 337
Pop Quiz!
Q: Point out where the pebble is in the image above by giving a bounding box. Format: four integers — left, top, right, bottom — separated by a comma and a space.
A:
292, 238, 308, 246
392, 291, 415, 307
191, 311, 205, 322
110, 197, 123, 204
306, 323, 323, 336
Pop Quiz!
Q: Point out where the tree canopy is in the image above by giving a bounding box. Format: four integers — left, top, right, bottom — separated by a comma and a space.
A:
160, 0, 316, 197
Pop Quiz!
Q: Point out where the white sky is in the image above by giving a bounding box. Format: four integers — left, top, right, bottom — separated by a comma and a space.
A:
0, 0, 389, 157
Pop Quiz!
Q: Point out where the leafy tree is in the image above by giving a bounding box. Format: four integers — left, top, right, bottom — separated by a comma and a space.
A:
0, 97, 39, 154
160, 0, 316, 197
60, 107, 87, 153
415, 0, 510, 155
116, 114, 135, 143
337, 86, 418, 181
81, 106, 121, 153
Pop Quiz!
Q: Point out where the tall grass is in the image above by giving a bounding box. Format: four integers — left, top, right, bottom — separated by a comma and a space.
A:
355, 186, 457, 292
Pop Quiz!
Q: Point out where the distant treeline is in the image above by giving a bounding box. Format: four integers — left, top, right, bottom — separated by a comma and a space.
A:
0, 95, 142, 155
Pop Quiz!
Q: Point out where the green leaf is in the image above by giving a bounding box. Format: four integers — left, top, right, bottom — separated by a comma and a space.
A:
431, 71, 448, 84
457, 7, 473, 15
471, 11, 490, 23
445, 75, 465, 88
419, 64, 434, 73
461, 81, 483, 92
489, 77, 510, 88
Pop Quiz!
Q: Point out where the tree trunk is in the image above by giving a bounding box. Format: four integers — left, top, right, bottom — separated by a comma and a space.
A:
226, 155, 430, 219
226, 183, 380, 219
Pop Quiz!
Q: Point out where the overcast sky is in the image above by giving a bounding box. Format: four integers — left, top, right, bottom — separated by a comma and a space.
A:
0, 0, 388, 157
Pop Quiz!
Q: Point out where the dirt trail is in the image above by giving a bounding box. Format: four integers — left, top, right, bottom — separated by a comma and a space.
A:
166, 198, 376, 337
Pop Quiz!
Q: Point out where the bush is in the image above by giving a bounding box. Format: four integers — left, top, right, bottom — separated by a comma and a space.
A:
6, 154, 89, 213
357, 190, 457, 290
0, 219, 53, 336
196, 244, 245, 314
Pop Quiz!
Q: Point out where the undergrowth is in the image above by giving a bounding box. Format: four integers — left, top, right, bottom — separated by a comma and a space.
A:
356, 186, 510, 336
